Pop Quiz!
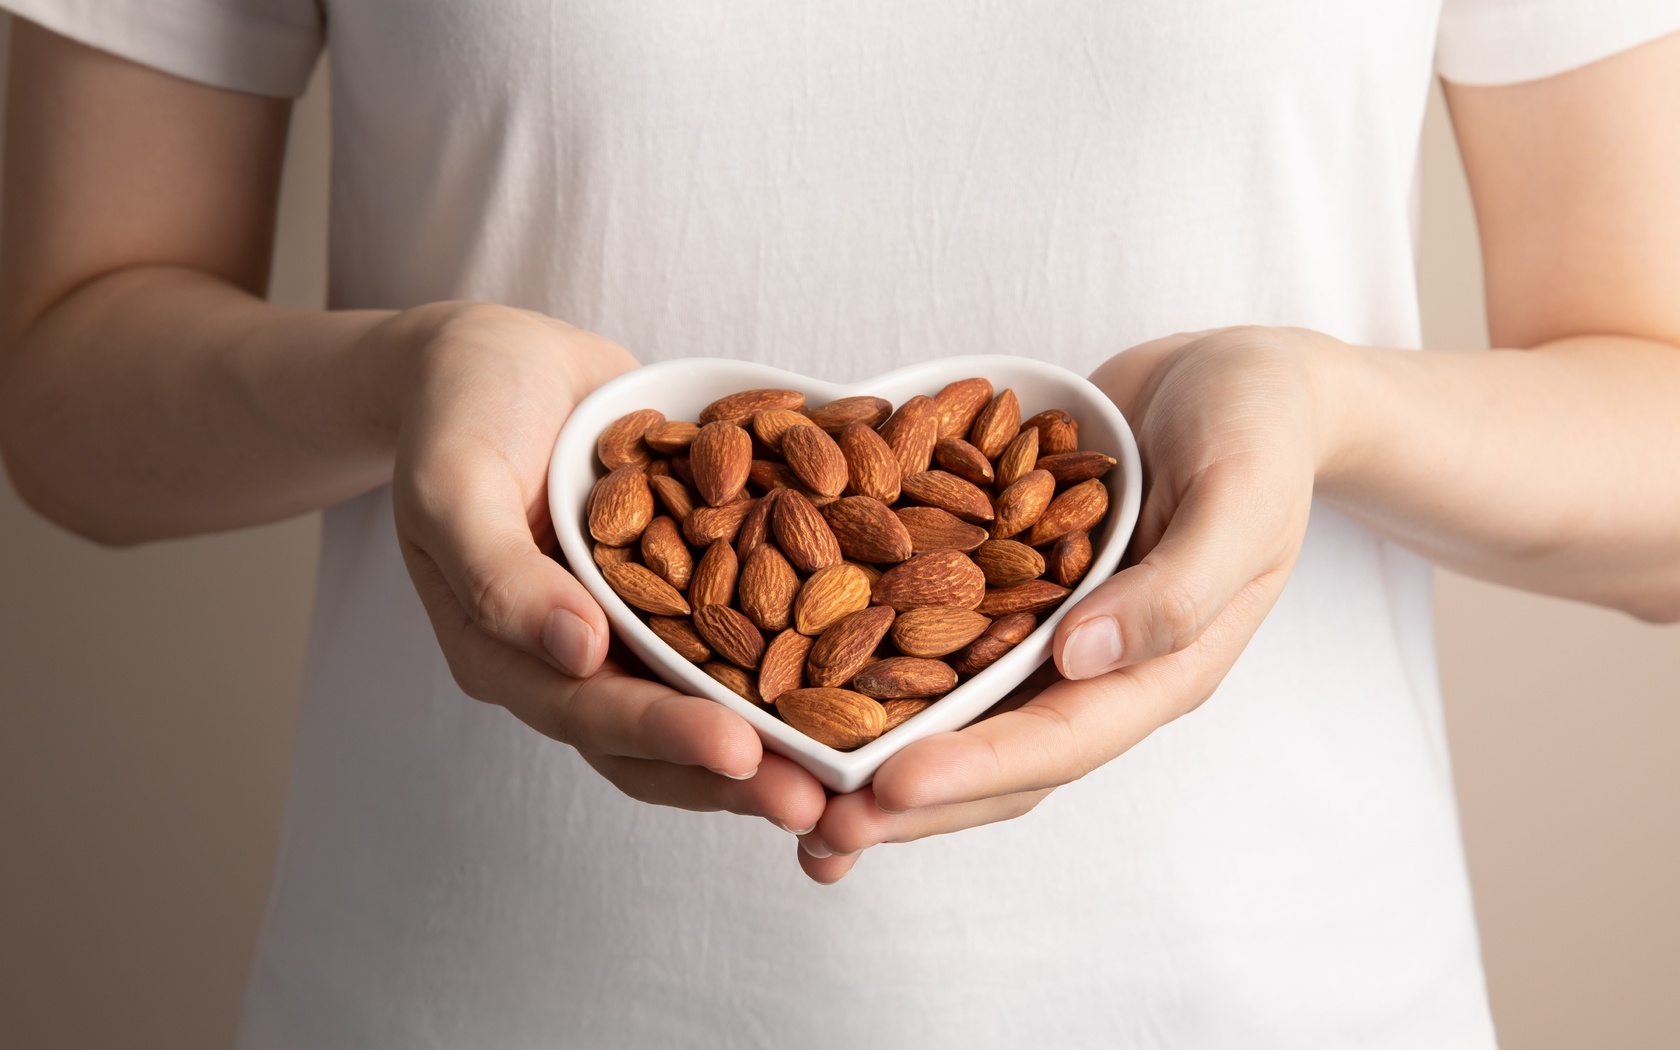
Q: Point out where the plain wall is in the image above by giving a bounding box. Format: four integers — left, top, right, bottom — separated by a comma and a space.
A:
1, 19, 1676, 1048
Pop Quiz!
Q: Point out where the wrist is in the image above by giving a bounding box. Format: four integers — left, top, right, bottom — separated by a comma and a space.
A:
1300, 329, 1372, 494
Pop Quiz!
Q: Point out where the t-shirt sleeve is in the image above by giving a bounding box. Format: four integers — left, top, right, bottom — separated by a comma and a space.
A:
2, 0, 324, 98
1437, 0, 1680, 84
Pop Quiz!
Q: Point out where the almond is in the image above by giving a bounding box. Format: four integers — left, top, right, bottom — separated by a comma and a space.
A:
643, 419, 700, 455
806, 606, 896, 688
871, 550, 987, 611
702, 661, 762, 705
602, 562, 691, 617
648, 615, 711, 663
822, 496, 913, 565
772, 489, 843, 572
670, 454, 694, 486
648, 473, 697, 523
877, 394, 939, 477
837, 422, 902, 503
1022, 408, 1079, 455
805, 395, 893, 433
596, 408, 665, 470
700, 388, 805, 426
689, 421, 753, 506
1034, 451, 1117, 485
593, 542, 634, 568
995, 427, 1039, 488
775, 687, 885, 750
751, 407, 818, 450
1026, 478, 1109, 546
733, 488, 780, 560
689, 539, 739, 609
845, 559, 885, 586
881, 698, 932, 731
641, 515, 694, 590
991, 469, 1055, 539
646, 459, 672, 479
933, 377, 993, 440
901, 470, 994, 523
758, 628, 814, 705
895, 506, 990, 554
781, 423, 849, 498
1046, 530, 1094, 587
972, 539, 1045, 587
794, 563, 873, 635
933, 437, 994, 486
951, 611, 1036, 674
976, 580, 1070, 616
693, 604, 766, 669
889, 606, 991, 658
852, 657, 958, 700
968, 388, 1021, 460
748, 459, 801, 493
587, 464, 655, 547
683, 497, 757, 547
739, 543, 799, 632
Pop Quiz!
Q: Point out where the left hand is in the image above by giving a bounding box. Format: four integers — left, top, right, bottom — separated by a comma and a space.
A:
796, 326, 1345, 882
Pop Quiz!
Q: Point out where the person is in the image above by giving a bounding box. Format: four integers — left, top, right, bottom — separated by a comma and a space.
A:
2, 2, 1677, 1046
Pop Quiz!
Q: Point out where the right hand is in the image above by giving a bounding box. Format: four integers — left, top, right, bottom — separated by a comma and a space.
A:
382, 302, 827, 833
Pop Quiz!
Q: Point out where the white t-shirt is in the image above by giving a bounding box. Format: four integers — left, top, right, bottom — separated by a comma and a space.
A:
13, 2, 1680, 1046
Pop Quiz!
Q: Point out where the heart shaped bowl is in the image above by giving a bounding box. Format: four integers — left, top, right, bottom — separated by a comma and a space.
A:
550, 356, 1141, 792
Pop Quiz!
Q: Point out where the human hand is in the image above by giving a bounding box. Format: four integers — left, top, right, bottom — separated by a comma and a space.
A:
797, 327, 1342, 881
386, 303, 827, 832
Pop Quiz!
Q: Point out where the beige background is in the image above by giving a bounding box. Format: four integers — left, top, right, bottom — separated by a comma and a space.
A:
1, 18, 1676, 1048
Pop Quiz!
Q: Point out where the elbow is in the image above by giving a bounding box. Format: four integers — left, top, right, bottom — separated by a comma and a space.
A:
1615, 573, 1680, 625
0, 427, 146, 550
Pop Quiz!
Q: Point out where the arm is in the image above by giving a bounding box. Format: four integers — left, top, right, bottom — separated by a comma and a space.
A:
0, 23, 826, 834
799, 32, 1680, 880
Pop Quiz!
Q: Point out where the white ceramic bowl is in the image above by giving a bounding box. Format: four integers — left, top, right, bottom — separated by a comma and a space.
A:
550, 356, 1141, 792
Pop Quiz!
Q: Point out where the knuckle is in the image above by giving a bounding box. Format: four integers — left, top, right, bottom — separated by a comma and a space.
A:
1148, 578, 1206, 655
466, 563, 522, 639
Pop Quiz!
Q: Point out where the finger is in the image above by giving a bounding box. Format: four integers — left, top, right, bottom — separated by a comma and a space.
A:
797, 845, 863, 885
404, 543, 763, 775
1052, 467, 1293, 681
398, 452, 608, 678
1087, 330, 1205, 415
584, 751, 828, 832
806, 785, 1052, 858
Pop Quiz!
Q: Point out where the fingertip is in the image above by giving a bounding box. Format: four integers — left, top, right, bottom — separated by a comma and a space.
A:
1056, 613, 1122, 680
543, 608, 601, 678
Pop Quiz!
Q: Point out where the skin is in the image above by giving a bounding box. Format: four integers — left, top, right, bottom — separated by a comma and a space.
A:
2, 23, 1677, 885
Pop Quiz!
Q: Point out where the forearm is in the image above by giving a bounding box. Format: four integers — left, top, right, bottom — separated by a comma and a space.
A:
1316, 334, 1680, 621
0, 264, 403, 543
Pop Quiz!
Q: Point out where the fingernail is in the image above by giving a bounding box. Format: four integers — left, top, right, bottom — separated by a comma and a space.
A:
768, 819, 817, 835
1062, 615, 1122, 680
544, 609, 597, 677
708, 766, 757, 780
799, 835, 832, 859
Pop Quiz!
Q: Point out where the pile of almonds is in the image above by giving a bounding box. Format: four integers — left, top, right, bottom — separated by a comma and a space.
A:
586, 379, 1115, 751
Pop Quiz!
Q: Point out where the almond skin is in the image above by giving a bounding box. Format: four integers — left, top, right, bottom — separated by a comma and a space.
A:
700, 388, 805, 426
643, 419, 700, 455
871, 550, 987, 611
822, 496, 914, 565
877, 395, 940, 477
781, 423, 849, 498
901, 470, 995, 523
1022, 408, 1079, 455
1035, 451, 1117, 485
670, 455, 694, 486
995, 427, 1040, 488
972, 539, 1046, 587
773, 489, 843, 572
648, 615, 711, 663
976, 580, 1071, 616
775, 687, 886, 750
693, 604, 766, 669
689, 539, 739, 609
1046, 530, 1094, 587
733, 488, 781, 561
881, 698, 932, 731
968, 388, 1021, 460
588, 464, 655, 547
837, 422, 902, 503
933, 377, 994, 440
597, 408, 665, 469
751, 407, 818, 451
593, 542, 634, 568
794, 563, 873, 636
895, 506, 990, 554
852, 657, 958, 700
683, 497, 758, 547
952, 611, 1037, 674
933, 437, 994, 486
689, 421, 753, 507
1026, 478, 1110, 546
806, 606, 896, 688
702, 661, 763, 705
646, 459, 672, 479
991, 469, 1056, 539
748, 459, 801, 493
758, 628, 814, 705
641, 515, 694, 590
739, 543, 799, 632
889, 606, 992, 658
805, 395, 893, 433
648, 474, 697, 523
602, 562, 691, 617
